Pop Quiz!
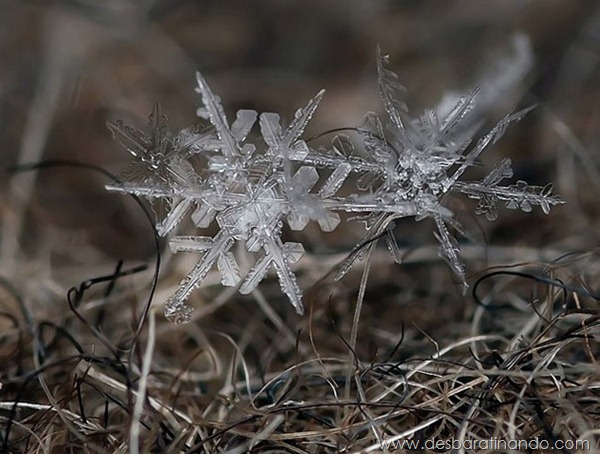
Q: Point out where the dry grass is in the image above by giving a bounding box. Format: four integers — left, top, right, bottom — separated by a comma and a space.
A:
2, 247, 600, 452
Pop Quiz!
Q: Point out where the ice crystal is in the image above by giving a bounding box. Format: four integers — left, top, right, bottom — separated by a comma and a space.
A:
107, 50, 563, 323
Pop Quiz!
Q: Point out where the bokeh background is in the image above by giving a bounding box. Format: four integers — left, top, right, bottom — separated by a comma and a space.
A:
2, 0, 598, 270
0, 1, 599, 451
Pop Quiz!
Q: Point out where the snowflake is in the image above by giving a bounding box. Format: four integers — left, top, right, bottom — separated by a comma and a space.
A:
107, 50, 563, 323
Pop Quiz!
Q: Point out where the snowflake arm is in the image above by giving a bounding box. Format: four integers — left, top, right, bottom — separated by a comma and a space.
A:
446, 105, 537, 188
433, 213, 467, 290
377, 46, 412, 147
260, 89, 325, 196
240, 235, 305, 314
107, 103, 168, 161
195, 72, 257, 161
165, 230, 237, 323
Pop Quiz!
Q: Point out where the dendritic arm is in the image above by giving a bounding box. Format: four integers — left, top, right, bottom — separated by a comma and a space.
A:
195, 72, 257, 160
433, 214, 467, 290
165, 231, 235, 323
377, 47, 412, 146
446, 105, 536, 188
240, 236, 305, 314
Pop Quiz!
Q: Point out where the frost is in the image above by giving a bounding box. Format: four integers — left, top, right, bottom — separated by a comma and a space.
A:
107, 50, 563, 323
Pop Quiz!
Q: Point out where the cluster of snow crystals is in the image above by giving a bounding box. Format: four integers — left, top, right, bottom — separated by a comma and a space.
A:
106, 51, 563, 323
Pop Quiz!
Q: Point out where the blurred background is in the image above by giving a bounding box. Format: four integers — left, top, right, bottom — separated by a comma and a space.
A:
1, 2, 599, 451
0, 0, 598, 309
